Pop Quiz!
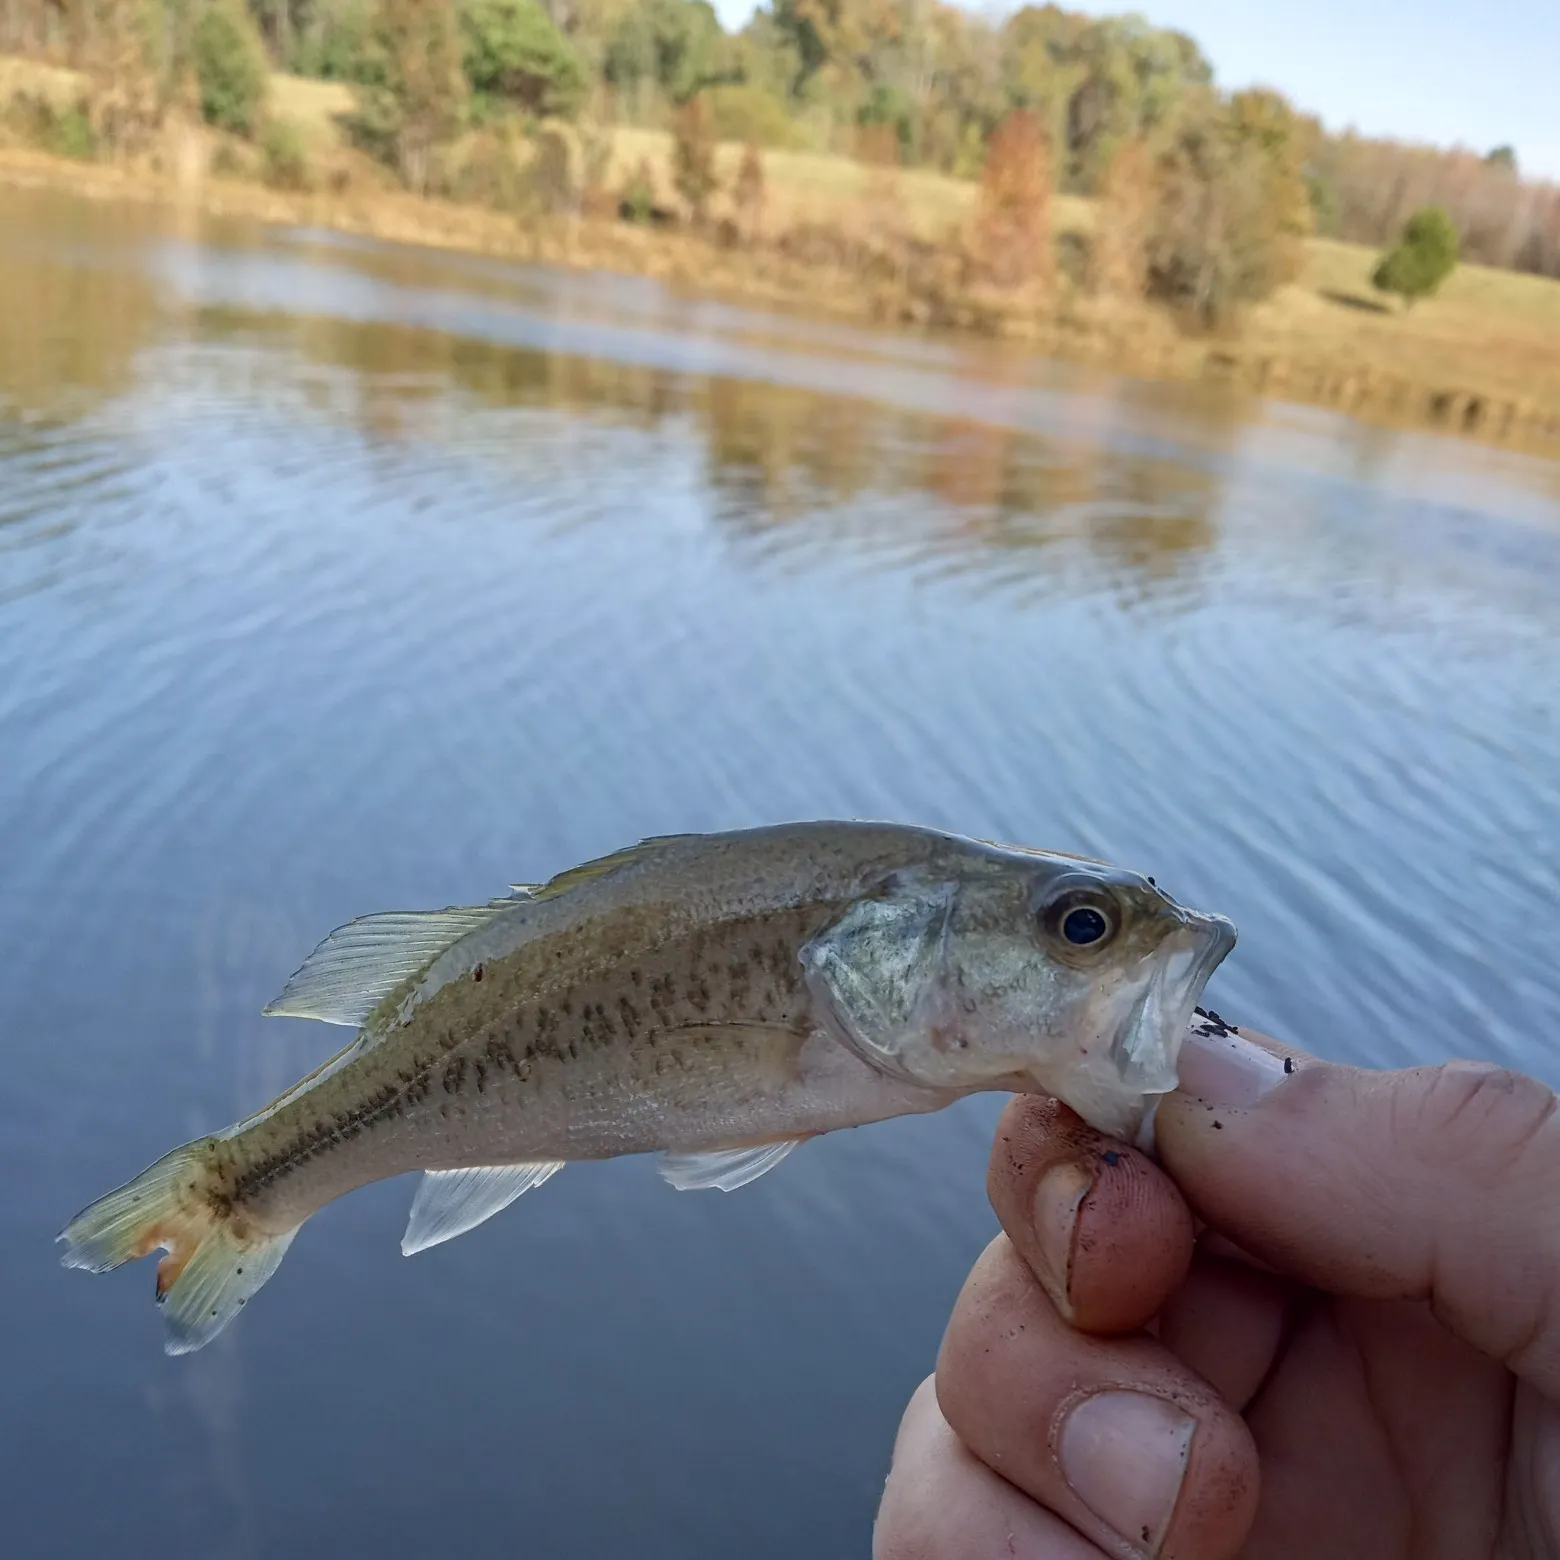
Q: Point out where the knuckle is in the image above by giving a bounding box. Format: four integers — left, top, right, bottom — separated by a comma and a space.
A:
1413, 1061, 1559, 1184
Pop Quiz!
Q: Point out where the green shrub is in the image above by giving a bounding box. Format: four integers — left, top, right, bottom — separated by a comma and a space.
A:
458, 0, 585, 118
620, 155, 656, 223
191, 3, 269, 137
53, 103, 98, 160
260, 119, 312, 190
1372, 206, 1459, 307
701, 83, 798, 149
291, 0, 375, 82
2, 93, 98, 160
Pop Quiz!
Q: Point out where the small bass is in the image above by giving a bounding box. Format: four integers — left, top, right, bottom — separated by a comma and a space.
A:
60, 822, 1236, 1353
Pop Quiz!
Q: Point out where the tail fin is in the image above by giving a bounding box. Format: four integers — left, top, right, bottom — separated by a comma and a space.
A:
58, 1141, 299, 1356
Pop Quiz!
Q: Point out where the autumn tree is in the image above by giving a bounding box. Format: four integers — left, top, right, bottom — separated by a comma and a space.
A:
356, 0, 469, 191
733, 141, 766, 240
974, 110, 1056, 290
1090, 137, 1153, 298
1145, 87, 1313, 326
849, 118, 905, 262
672, 94, 717, 223
72, 0, 162, 150
1001, 8, 1213, 191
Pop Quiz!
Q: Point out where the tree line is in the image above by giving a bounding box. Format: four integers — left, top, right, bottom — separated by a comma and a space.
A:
1, 0, 1554, 304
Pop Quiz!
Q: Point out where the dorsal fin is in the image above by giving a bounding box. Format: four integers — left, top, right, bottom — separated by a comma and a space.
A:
527, 834, 695, 903
262, 838, 692, 1030
262, 903, 515, 1028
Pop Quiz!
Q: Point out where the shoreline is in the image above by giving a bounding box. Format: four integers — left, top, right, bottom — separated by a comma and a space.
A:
3, 145, 1558, 458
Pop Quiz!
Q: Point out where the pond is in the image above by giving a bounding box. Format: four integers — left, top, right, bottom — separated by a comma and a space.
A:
2, 183, 1557, 1559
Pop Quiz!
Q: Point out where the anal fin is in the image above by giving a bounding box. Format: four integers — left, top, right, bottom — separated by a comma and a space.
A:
658, 1139, 803, 1192
402, 1162, 564, 1255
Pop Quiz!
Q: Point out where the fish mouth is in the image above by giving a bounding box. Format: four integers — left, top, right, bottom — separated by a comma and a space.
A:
1109, 911, 1238, 1099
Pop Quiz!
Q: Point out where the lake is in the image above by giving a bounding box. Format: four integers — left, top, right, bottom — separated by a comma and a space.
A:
2, 182, 1558, 1560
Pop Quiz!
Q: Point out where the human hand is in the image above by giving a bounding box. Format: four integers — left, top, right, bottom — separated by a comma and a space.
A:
874, 1024, 1560, 1558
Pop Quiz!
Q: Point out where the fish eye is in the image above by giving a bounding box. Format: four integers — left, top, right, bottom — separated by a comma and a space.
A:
1040, 888, 1120, 952
1062, 905, 1110, 945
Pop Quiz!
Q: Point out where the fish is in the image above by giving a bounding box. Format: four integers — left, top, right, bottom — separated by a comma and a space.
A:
58, 821, 1236, 1354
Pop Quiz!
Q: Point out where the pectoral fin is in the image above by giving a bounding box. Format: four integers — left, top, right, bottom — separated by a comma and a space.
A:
658, 1139, 803, 1192
401, 1162, 565, 1255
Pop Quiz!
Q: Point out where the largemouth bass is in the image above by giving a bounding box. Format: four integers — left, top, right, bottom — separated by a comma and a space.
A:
60, 821, 1235, 1354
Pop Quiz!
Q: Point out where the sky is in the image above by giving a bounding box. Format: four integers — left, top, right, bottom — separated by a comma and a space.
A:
710, 0, 1560, 182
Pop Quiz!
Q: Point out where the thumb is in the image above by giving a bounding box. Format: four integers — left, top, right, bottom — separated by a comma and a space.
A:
1157, 1023, 1560, 1396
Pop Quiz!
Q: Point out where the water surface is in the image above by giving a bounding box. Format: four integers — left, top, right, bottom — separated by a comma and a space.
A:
2, 184, 1558, 1560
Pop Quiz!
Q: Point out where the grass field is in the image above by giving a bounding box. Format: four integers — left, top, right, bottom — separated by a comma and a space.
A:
4, 58, 1559, 445
594, 122, 1560, 413
265, 71, 356, 155
1253, 238, 1560, 410
0, 53, 83, 110
263, 80, 1100, 239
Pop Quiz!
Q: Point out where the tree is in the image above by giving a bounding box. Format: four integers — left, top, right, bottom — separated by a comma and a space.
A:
71, 0, 163, 151
459, 0, 585, 117
603, 0, 726, 111
732, 140, 765, 240
355, 0, 469, 191
701, 82, 798, 148
288, 0, 376, 81
191, 3, 270, 136
1372, 206, 1460, 307
1000, 8, 1214, 192
1144, 87, 1313, 327
671, 94, 717, 222
974, 109, 1055, 290
1090, 138, 1153, 298
857, 79, 914, 157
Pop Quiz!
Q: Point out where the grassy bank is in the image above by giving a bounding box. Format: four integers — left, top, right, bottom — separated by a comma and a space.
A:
3, 59, 1559, 455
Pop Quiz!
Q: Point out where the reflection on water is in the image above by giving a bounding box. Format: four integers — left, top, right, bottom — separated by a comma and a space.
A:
1, 181, 1559, 1560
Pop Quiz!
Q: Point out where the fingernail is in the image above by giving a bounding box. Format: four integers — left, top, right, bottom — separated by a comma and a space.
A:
1178, 1026, 1290, 1110
1030, 1161, 1093, 1318
1058, 1391, 1196, 1557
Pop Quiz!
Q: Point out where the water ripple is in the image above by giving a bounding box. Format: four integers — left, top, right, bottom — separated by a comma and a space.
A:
2, 183, 1560, 1560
